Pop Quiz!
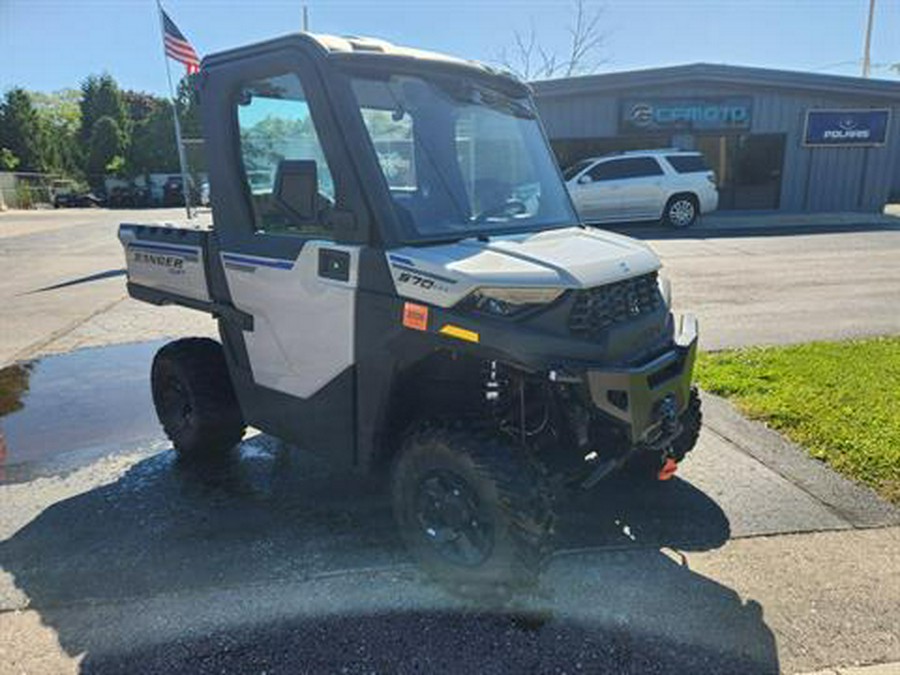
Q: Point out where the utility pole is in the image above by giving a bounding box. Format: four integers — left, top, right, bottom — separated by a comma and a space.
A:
862, 0, 876, 78
302, 5, 309, 32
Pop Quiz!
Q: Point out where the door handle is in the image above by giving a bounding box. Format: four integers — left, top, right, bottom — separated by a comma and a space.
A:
318, 248, 350, 282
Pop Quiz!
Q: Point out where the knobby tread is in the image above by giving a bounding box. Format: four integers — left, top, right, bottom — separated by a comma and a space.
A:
151, 338, 246, 458
392, 420, 555, 601
671, 386, 702, 461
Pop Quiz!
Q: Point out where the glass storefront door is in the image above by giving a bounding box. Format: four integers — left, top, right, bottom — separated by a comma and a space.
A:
695, 134, 785, 210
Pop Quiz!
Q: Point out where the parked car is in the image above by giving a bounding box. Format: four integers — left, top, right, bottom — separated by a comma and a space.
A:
53, 190, 104, 208
162, 175, 186, 207
564, 149, 718, 228
107, 185, 151, 209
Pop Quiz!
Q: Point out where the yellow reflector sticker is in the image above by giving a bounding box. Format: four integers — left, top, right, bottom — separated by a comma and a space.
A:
439, 324, 480, 343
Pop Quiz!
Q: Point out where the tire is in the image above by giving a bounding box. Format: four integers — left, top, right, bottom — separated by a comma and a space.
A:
663, 194, 699, 229
150, 338, 246, 459
391, 423, 555, 600
625, 386, 703, 481
670, 386, 702, 461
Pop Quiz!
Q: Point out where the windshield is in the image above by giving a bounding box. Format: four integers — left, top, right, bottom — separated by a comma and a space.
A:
348, 72, 577, 240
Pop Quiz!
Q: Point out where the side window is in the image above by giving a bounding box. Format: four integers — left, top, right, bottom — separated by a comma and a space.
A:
627, 157, 664, 177
589, 157, 662, 181
236, 73, 335, 237
666, 154, 709, 173
589, 159, 628, 181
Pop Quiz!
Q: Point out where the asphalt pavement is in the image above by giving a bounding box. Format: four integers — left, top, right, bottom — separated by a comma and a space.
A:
1, 209, 899, 673
2, 209, 899, 365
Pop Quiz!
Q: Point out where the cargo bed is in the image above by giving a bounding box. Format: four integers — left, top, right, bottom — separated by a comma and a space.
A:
119, 223, 252, 329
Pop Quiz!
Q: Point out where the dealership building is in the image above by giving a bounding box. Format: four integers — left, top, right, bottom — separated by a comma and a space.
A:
532, 64, 900, 212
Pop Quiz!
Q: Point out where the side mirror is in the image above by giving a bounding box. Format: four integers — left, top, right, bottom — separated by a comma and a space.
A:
578, 174, 593, 185
273, 159, 318, 222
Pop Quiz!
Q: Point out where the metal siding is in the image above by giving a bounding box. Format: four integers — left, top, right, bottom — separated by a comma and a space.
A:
535, 79, 900, 212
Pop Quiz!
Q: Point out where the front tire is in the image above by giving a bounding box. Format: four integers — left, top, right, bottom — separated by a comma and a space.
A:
664, 194, 699, 228
151, 338, 246, 459
391, 424, 554, 600
626, 386, 703, 481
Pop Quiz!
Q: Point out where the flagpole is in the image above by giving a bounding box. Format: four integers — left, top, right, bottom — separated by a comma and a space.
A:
156, 0, 192, 220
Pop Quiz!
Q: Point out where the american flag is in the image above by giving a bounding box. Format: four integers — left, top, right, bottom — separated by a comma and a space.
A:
162, 9, 200, 75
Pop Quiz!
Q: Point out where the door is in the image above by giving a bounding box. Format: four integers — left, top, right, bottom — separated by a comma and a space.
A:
613, 156, 666, 219
222, 69, 359, 400
577, 160, 625, 221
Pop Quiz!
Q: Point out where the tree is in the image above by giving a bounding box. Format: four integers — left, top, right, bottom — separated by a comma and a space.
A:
79, 74, 129, 178
499, 0, 607, 81
0, 147, 19, 171
0, 88, 49, 172
126, 93, 180, 176
80, 74, 128, 141
86, 115, 126, 183
30, 89, 82, 176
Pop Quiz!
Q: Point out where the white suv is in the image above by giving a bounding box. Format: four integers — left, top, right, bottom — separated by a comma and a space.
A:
564, 149, 718, 228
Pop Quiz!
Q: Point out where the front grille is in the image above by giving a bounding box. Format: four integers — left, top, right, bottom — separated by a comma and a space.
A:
568, 272, 662, 339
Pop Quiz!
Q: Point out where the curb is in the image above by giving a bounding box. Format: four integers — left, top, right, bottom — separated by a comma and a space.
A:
796, 662, 900, 675
700, 391, 900, 529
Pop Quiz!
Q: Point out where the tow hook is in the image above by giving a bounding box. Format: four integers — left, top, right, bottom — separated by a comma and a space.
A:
658, 457, 678, 481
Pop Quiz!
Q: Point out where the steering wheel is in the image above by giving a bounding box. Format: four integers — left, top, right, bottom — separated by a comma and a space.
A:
472, 199, 528, 224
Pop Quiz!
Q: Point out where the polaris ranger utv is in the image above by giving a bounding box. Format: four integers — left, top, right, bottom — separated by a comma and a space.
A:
120, 33, 701, 596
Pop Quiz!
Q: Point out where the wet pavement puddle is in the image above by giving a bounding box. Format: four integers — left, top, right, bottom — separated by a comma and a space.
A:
0, 341, 167, 484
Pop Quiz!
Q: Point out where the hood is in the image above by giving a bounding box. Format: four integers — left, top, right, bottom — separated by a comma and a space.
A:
386, 226, 661, 308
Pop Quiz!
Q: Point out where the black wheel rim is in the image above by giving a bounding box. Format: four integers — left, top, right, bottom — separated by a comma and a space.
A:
414, 469, 494, 567
157, 375, 193, 433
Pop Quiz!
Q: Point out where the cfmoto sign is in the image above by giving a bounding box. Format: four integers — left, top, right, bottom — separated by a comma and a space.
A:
621, 97, 753, 133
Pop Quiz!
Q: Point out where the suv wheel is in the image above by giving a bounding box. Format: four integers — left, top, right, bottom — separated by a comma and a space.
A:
664, 194, 698, 228
391, 423, 555, 600
151, 338, 246, 459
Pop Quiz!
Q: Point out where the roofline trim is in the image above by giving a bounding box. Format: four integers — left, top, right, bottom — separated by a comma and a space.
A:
531, 63, 900, 101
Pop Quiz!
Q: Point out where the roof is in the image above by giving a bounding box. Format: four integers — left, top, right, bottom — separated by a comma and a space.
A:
204, 32, 518, 84
532, 63, 900, 102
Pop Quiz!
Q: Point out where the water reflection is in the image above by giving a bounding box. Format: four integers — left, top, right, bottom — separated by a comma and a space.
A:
0, 341, 166, 484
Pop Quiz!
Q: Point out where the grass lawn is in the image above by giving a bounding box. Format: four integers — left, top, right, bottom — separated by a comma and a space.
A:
696, 336, 900, 504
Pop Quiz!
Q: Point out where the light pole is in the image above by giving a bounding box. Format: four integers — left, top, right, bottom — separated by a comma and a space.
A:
862, 0, 876, 78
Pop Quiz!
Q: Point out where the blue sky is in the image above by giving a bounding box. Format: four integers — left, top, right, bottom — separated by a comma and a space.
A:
2, 0, 898, 95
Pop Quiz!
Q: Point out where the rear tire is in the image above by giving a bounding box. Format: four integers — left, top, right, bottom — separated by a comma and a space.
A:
151, 338, 245, 459
391, 423, 554, 601
663, 194, 699, 228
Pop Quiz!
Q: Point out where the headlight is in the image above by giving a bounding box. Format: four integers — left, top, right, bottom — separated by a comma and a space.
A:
657, 275, 672, 308
461, 287, 565, 317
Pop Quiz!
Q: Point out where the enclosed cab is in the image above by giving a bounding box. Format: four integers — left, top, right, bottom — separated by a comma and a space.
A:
120, 33, 701, 597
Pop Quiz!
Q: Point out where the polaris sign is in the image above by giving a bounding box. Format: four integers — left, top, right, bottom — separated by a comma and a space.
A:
621, 97, 752, 133
803, 109, 890, 147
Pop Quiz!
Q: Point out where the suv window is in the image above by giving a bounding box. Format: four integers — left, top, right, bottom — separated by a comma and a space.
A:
563, 159, 593, 181
588, 157, 663, 181
236, 73, 335, 237
666, 154, 709, 174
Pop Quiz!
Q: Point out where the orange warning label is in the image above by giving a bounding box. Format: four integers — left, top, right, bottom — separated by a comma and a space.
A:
402, 302, 429, 331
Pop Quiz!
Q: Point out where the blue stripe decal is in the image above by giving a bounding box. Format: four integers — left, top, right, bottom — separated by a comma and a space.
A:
222, 253, 294, 270
129, 241, 200, 256
389, 254, 416, 267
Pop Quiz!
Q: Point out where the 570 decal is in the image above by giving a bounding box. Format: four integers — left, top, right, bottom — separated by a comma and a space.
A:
397, 270, 436, 289
391, 262, 457, 295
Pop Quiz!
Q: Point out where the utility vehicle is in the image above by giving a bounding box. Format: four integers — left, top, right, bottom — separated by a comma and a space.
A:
119, 33, 701, 596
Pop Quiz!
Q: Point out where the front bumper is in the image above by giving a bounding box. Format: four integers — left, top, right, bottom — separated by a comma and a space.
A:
584, 313, 698, 445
